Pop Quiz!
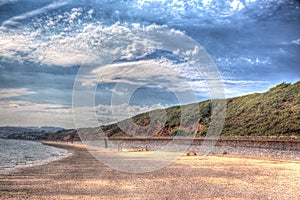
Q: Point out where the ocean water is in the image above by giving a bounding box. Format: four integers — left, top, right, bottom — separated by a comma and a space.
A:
0, 139, 70, 174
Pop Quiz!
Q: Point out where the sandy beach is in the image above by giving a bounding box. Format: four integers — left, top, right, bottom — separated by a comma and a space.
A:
0, 142, 299, 200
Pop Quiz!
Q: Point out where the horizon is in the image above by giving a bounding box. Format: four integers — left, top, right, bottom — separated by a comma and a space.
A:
0, 0, 299, 129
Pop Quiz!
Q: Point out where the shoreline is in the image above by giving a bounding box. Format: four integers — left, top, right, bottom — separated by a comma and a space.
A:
1, 142, 300, 199
42, 140, 300, 161
0, 140, 72, 175
1, 139, 299, 176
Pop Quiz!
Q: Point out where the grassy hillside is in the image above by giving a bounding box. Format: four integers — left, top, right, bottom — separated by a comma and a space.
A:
48, 81, 299, 141
223, 82, 299, 136
99, 81, 299, 138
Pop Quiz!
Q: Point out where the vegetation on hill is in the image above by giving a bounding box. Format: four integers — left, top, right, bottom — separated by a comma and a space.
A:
98, 81, 300, 138
223, 82, 299, 136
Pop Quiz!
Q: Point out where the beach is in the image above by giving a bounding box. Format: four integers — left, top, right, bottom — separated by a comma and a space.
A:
0, 142, 299, 200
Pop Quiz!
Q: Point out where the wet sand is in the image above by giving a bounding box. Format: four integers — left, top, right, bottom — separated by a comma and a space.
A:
0, 142, 299, 200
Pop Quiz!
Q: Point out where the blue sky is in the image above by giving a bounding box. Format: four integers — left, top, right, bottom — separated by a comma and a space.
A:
0, 0, 299, 128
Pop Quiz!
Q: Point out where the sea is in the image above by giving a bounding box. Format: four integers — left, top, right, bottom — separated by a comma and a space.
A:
0, 139, 70, 174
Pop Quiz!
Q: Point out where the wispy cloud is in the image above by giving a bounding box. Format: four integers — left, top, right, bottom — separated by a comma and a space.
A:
79, 58, 270, 101
0, 100, 74, 128
215, 56, 271, 66
0, 0, 18, 7
0, 88, 35, 99
281, 39, 300, 46
1, 0, 69, 28
222, 80, 270, 97
79, 59, 198, 100
73, 103, 166, 127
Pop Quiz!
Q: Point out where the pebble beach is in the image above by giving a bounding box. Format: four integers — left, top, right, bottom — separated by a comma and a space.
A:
0, 142, 299, 199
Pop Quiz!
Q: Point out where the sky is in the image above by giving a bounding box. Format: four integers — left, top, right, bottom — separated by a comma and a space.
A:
0, 0, 299, 128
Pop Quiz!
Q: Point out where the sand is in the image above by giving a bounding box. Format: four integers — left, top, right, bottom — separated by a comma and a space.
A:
0, 142, 299, 200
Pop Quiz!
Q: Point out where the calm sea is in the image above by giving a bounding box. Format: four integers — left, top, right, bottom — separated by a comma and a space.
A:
0, 139, 69, 174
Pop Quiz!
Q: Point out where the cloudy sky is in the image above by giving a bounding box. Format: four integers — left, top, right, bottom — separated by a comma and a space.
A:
0, 0, 299, 128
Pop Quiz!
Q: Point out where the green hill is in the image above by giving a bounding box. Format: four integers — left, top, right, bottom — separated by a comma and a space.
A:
48, 81, 300, 141
99, 81, 300, 138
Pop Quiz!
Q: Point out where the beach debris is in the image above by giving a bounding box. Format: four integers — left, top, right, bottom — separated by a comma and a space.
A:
205, 151, 214, 156
136, 146, 150, 152
104, 138, 108, 148
222, 150, 227, 155
117, 146, 123, 152
186, 151, 197, 156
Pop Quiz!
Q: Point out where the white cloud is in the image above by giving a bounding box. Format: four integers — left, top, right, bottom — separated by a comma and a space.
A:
0, 22, 168, 67
281, 39, 300, 46
0, 34, 33, 60
134, 0, 252, 20
87, 9, 94, 18
230, 0, 245, 11
0, 88, 35, 99
291, 39, 300, 46
215, 56, 271, 66
202, 0, 212, 5
183, 45, 200, 56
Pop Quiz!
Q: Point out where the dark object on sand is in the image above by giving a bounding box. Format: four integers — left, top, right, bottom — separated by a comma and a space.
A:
223, 150, 227, 155
104, 137, 108, 148
187, 151, 197, 156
